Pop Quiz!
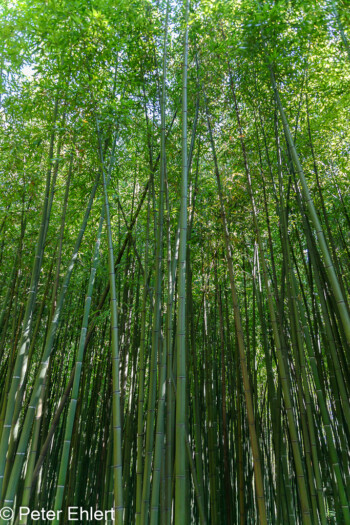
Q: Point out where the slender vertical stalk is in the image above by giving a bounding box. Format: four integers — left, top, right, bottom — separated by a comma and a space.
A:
174, 0, 189, 522
97, 128, 124, 525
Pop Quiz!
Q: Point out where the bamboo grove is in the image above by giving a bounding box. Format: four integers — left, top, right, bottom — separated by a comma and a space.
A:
0, 0, 350, 523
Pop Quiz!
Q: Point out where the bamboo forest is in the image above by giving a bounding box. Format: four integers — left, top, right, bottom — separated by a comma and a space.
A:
0, 0, 350, 523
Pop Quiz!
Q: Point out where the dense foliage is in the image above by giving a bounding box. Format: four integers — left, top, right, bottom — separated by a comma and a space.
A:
0, 0, 350, 523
